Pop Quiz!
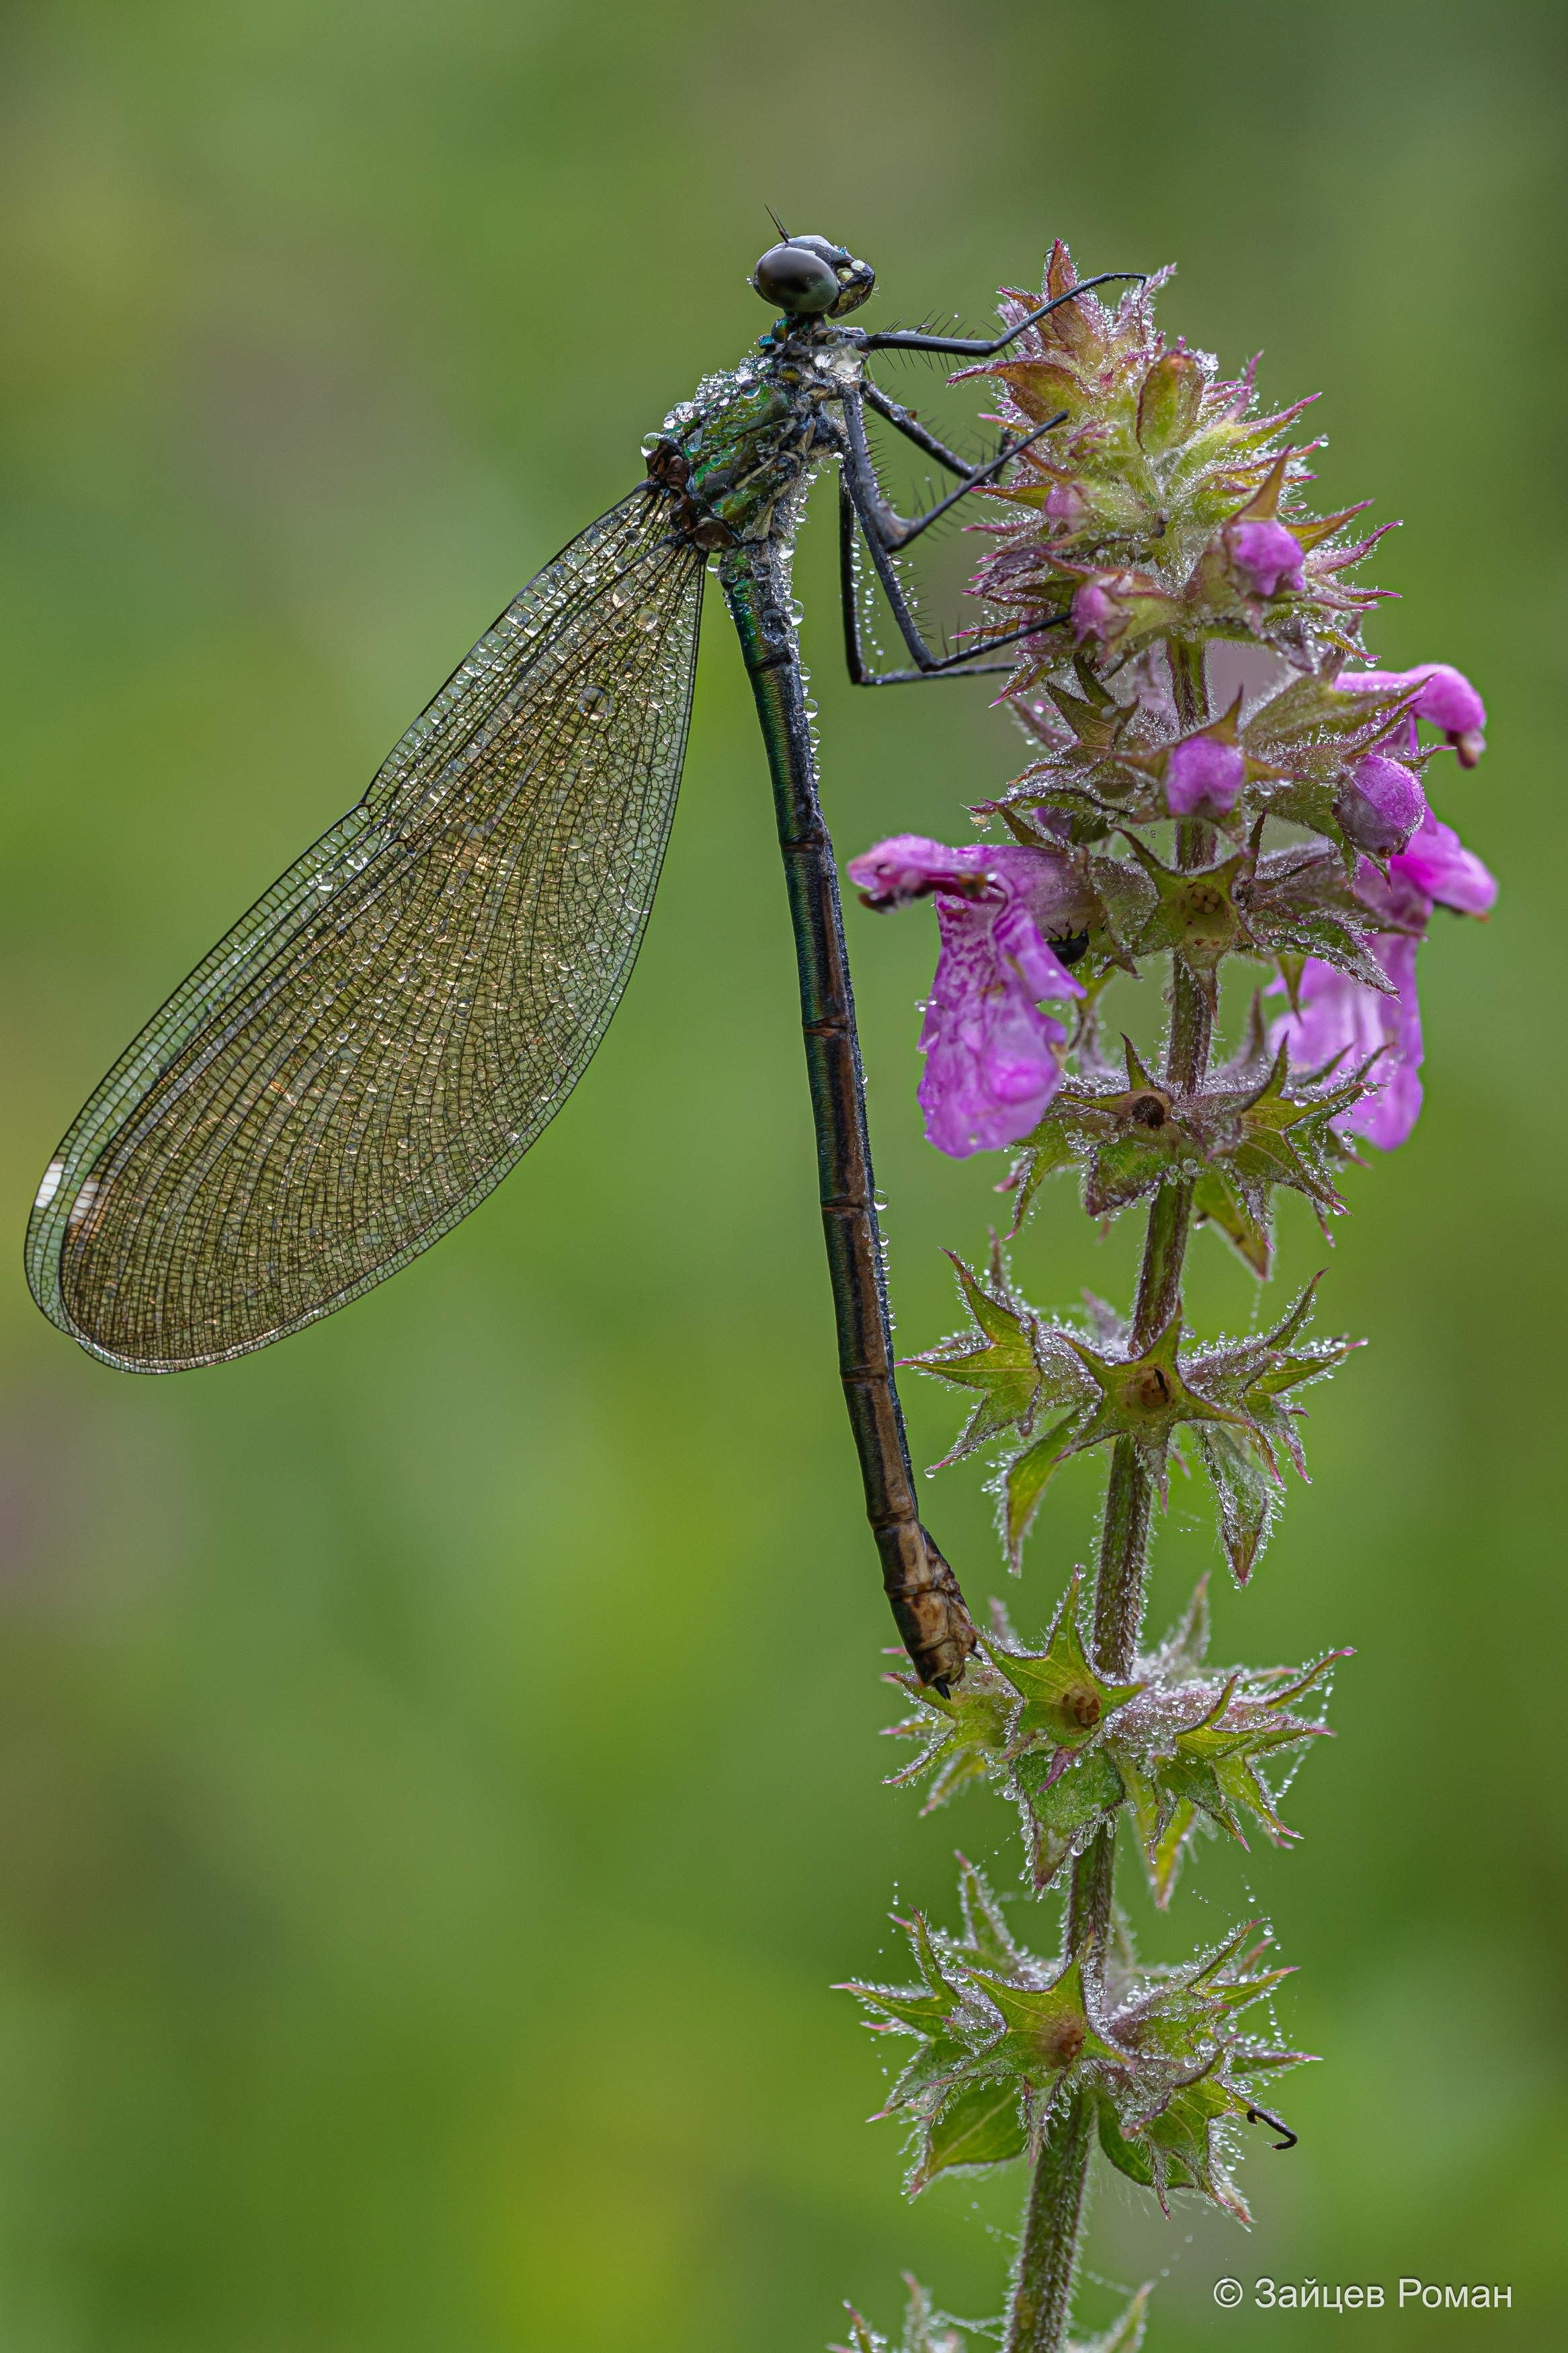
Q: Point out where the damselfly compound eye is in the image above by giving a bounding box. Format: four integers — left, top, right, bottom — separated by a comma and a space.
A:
753, 242, 840, 316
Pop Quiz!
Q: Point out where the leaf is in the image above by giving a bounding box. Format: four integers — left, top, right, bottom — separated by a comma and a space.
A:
1109, 1743, 1200, 1909
1083, 1134, 1185, 1218
1069, 2285, 1152, 2353
1193, 1423, 1280, 1585
956, 1856, 1022, 1975
966, 1947, 1127, 2083
999, 1409, 1091, 1568
1004, 1114, 1087, 1235
841, 1981, 959, 2036
1085, 852, 1159, 957
882, 1669, 1014, 1810
841, 1913, 964, 2034
1155, 1576, 1212, 1677
1191, 1164, 1272, 1277
884, 2036, 973, 2116
1094, 2077, 1250, 2220
1010, 1743, 1126, 1890
901, 1252, 1040, 1464
913, 2076, 1028, 2188
1097, 2091, 1198, 2193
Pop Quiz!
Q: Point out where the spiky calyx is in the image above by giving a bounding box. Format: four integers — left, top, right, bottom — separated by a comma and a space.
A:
962, 243, 1392, 690
884, 1577, 1347, 1902
839, 1858, 1311, 2217
902, 1253, 1358, 1581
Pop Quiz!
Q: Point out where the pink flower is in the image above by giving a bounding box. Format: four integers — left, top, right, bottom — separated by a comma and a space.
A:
1338, 662, 1487, 768
1225, 518, 1305, 598
1165, 733, 1245, 817
1268, 810, 1495, 1150
847, 836, 1088, 1158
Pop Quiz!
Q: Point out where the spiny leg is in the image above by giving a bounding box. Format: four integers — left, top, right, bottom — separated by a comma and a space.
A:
841, 383, 1065, 555
856, 268, 1147, 358
832, 389, 1071, 684
861, 380, 974, 478
838, 480, 1065, 687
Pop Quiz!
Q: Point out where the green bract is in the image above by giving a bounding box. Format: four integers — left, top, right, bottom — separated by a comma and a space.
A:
905, 1250, 1358, 1582
883, 1580, 1348, 1899
841, 1862, 1311, 2221
835, 2278, 1152, 2353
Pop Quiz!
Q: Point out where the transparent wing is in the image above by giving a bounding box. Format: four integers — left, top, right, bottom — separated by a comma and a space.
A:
28, 488, 706, 1371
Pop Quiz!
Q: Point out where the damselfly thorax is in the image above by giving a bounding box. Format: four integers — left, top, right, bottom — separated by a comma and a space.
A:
644, 331, 866, 553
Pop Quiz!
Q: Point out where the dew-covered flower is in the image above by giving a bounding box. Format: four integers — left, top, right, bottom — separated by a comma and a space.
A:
1270, 811, 1496, 1148
1225, 518, 1305, 599
1339, 662, 1487, 768
1165, 733, 1245, 817
1069, 569, 1178, 657
848, 836, 1087, 1158
1333, 751, 1427, 856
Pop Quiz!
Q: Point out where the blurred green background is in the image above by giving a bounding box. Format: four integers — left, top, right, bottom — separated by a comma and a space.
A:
1, 1, 1563, 2346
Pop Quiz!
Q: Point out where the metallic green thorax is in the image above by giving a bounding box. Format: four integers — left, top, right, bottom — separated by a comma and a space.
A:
642, 325, 862, 550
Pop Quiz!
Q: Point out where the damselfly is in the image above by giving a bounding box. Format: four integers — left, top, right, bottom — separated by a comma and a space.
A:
26, 230, 1138, 1686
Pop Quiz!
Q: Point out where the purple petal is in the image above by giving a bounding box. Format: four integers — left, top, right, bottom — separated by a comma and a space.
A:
1072, 580, 1117, 645
1165, 733, 1245, 817
1337, 662, 1487, 760
848, 836, 1094, 940
917, 894, 1074, 1156
1341, 662, 1486, 732
850, 835, 1088, 1158
1268, 940, 1423, 1150
847, 833, 995, 908
1389, 809, 1497, 917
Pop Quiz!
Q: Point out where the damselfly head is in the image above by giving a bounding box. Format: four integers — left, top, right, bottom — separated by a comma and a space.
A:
752, 234, 875, 319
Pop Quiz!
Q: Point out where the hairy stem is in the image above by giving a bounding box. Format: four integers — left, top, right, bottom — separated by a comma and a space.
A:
1004, 2092, 1094, 2353
1169, 638, 1209, 729
1067, 1824, 1116, 1950
1011, 649, 1219, 2353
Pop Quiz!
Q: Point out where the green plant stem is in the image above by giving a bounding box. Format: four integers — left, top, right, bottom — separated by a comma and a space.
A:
1007, 651, 1217, 2353
1004, 2092, 1095, 2353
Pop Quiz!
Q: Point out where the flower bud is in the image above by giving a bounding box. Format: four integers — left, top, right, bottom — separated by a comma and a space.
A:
1073, 580, 1119, 644
1333, 753, 1427, 856
1044, 481, 1089, 532
1224, 518, 1305, 599
1071, 569, 1176, 655
1137, 346, 1205, 454
1165, 734, 1245, 819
